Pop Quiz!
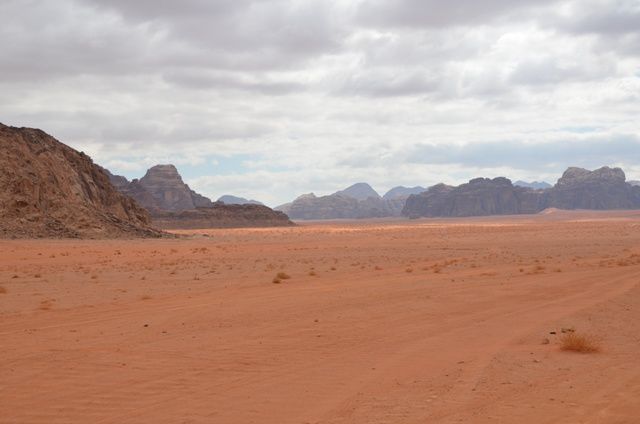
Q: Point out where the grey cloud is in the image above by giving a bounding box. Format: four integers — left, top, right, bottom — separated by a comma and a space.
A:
339, 70, 440, 97
509, 57, 617, 86
357, 0, 562, 28
404, 135, 640, 170
162, 70, 306, 95
556, 0, 640, 35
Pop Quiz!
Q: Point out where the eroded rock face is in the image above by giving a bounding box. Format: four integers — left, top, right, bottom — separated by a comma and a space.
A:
402, 167, 640, 218
402, 178, 545, 218
152, 204, 294, 229
546, 167, 640, 210
104, 165, 289, 228
0, 123, 162, 238
104, 165, 214, 213
138, 165, 214, 212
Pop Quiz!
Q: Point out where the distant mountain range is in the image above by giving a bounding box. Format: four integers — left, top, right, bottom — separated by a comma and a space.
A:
275, 183, 425, 220
403, 167, 640, 218
276, 168, 640, 220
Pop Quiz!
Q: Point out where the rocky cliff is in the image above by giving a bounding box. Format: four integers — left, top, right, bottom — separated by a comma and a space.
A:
104, 165, 214, 213
402, 178, 545, 218
403, 167, 640, 218
105, 165, 289, 229
152, 204, 294, 229
138, 165, 213, 212
0, 124, 162, 238
546, 167, 640, 210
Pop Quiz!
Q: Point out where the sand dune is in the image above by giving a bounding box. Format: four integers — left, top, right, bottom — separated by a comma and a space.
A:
2, 212, 640, 423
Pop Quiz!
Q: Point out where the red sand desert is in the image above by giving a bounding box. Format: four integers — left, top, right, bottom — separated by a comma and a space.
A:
2, 211, 640, 423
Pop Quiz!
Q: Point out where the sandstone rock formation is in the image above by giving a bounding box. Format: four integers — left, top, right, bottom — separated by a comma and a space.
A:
217, 195, 264, 205
152, 204, 293, 229
105, 165, 289, 229
546, 167, 640, 210
103, 165, 214, 213
138, 165, 213, 212
0, 124, 163, 238
402, 178, 545, 218
403, 167, 640, 218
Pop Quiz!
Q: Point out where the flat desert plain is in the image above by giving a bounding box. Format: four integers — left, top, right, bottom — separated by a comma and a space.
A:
2, 211, 640, 423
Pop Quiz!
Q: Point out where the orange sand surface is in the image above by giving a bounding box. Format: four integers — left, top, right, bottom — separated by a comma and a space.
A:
2, 212, 640, 423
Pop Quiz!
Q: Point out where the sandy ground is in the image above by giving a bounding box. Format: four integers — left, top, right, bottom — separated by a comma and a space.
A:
2, 211, 640, 423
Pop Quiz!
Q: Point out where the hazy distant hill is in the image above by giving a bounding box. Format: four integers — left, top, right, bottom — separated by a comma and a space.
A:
383, 186, 427, 200
513, 180, 552, 190
217, 195, 264, 205
334, 183, 380, 200
276, 184, 405, 219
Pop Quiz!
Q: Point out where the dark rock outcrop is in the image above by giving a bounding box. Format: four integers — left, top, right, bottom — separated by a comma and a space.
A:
138, 165, 214, 212
103, 165, 214, 213
403, 167, 640, 218
105, 165, 290, 229
152, 204, 294, 229
545, 167, 640, 210
0, 123, 163, 238
402, 178, 545, 218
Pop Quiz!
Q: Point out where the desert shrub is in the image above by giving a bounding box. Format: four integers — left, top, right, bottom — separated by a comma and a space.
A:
560, 332, 600, 353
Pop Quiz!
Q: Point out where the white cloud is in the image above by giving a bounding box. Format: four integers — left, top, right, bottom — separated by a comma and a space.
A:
0, 0, 638, 205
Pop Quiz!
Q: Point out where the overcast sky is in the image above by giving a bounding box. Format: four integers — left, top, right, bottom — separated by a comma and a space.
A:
1, 0, 639, 205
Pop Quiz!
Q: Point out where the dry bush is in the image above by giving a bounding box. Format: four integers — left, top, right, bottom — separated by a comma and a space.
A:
272, 277, 282, 284
560, 332, 600, 353
276, 272, 291, 280
140, 295, 152, 300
